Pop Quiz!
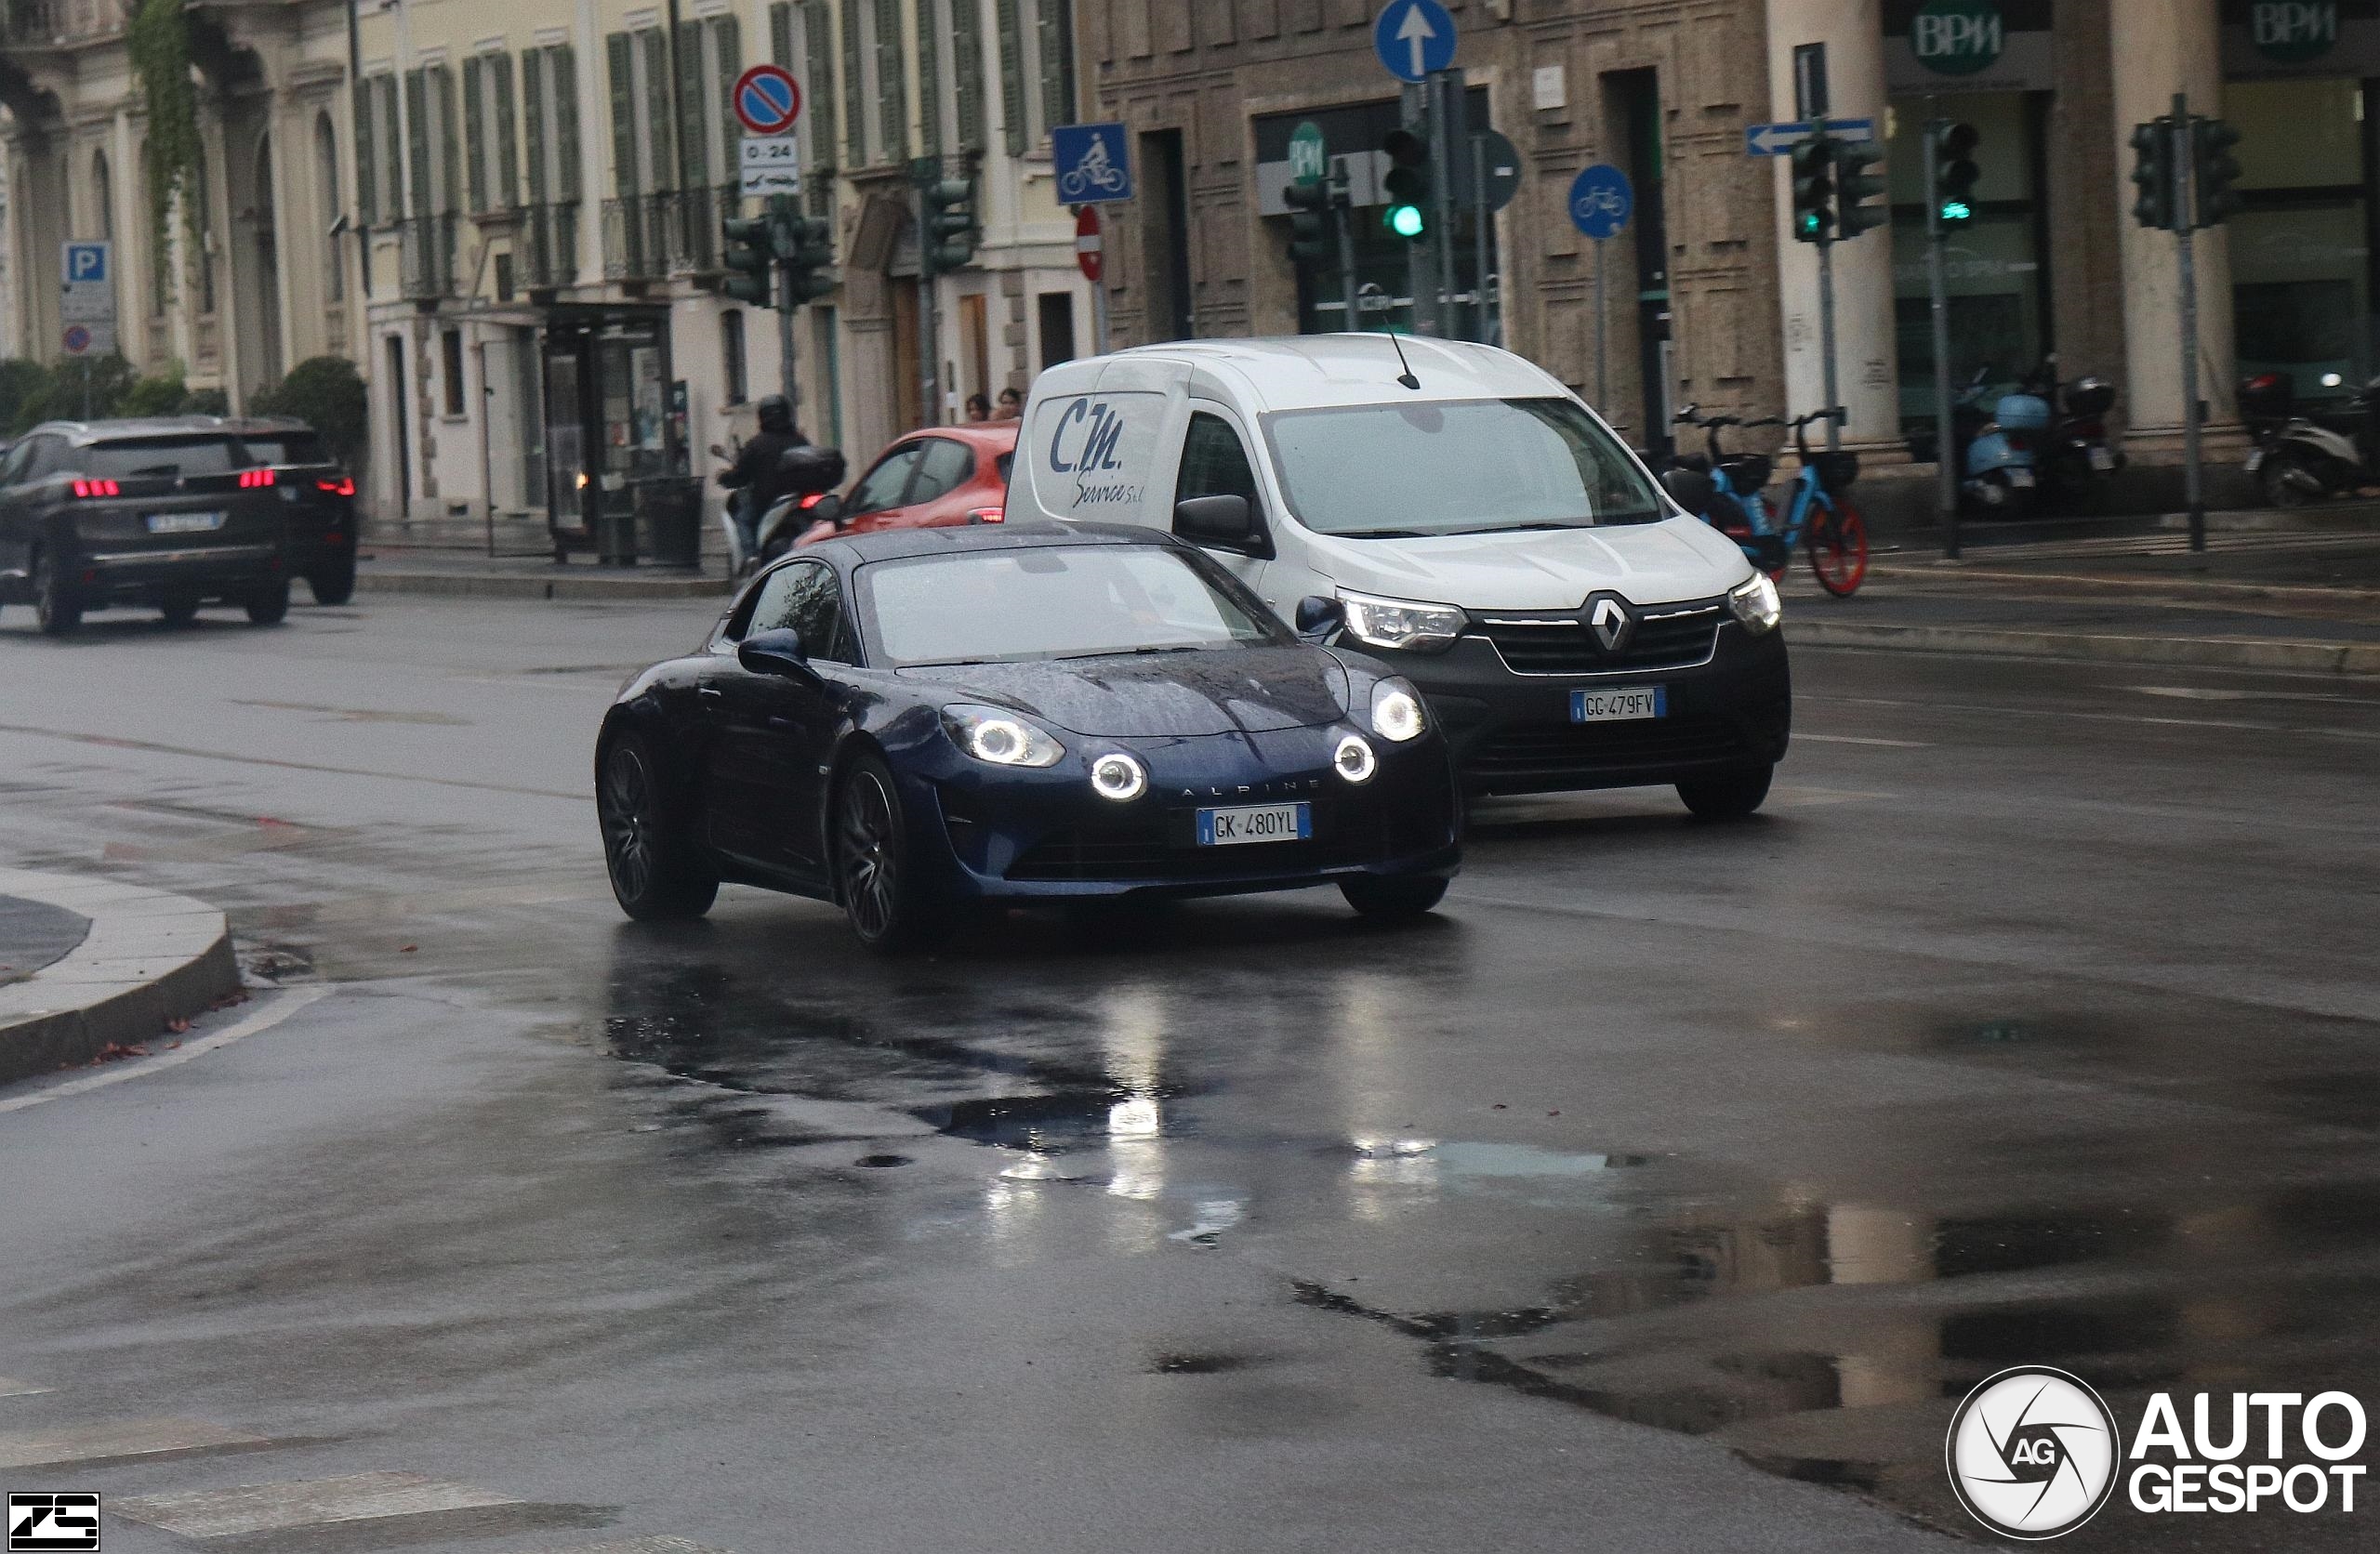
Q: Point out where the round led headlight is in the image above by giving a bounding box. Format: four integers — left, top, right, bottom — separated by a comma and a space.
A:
1090, 752, 1147, 802
943, 705, 1066, 767
1369, 680, 1425, 743
1333, 732, 1378, 784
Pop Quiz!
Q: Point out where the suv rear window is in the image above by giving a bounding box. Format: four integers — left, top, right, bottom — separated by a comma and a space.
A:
236, 430, 324, 466
80, 438, 242, 478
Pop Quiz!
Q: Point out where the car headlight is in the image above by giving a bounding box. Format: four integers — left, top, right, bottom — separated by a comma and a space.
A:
1368, 679, 1426, 743
943, 705, 1066, 768
1727, 572, 1782, 635
1089, 752, 1147, 801
1333, 732, 1378, 784
1338, 589, 1465, 653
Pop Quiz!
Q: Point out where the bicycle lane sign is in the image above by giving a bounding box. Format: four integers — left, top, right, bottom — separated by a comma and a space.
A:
1051, 123, 1133, 204
1568, 164, 1633, 240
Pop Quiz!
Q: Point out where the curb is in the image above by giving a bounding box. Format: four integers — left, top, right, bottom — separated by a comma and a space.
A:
0, 869, 244, 1086
1793, 621, 2380, 675
354, 568, 732, 601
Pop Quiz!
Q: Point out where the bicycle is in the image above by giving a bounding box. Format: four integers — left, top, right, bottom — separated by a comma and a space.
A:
1059, 147, 1129, 201
1666, 407, 1870, 598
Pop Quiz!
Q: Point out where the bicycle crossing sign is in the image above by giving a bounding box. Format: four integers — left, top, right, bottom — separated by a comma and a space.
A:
1051, 123, 1133, 204
1568, 164, 1633, 240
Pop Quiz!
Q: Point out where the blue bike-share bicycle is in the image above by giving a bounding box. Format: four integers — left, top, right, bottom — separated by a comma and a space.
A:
1661, 407, 1870, 598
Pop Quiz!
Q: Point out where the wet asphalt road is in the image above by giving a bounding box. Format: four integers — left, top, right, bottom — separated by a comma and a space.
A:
0, 596, 2375, 1553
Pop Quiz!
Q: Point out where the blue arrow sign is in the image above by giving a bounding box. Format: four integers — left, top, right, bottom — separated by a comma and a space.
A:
1745, 117, 1876, 156
1568, 165, 1633, 240
1051, 123, 1134, 204
1373, 0, 1456, 84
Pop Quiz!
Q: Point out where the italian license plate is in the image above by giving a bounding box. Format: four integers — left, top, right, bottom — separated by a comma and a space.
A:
2004, 468, 2036, 489
1572, 686, 1667, 723
2244, 448, 2266, 473
2088, 446, 2117, 471
147, 510, 225, 533
1196, 801, 1311, 847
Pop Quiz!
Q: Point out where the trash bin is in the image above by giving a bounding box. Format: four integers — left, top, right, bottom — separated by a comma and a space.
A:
633, 476, 704, 569
595, 499, 638, 567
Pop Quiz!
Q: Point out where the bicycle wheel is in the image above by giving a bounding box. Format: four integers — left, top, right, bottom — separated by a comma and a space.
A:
1807, 500, 1870, 597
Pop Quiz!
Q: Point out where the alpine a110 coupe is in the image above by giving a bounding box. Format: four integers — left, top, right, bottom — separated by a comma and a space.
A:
596, 522, 1461, 950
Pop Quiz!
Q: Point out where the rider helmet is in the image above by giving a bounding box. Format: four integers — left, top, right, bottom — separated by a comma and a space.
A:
756, 394, 794, 435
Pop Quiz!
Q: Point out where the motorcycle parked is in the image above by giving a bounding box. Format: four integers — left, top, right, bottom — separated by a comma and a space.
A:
2033, 360, 2126, 512
1958, 366, 2052, 519
2239, 371, 2380, 507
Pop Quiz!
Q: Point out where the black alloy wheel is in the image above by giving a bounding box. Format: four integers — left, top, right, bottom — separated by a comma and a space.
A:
33, 547, 81, 636
1676, 761, 1775, 821
599, 734, 718, 921
834, 752, 944, 952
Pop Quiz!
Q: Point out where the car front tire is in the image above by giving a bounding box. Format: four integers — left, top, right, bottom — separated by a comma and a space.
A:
1677, 761, 1775, 821
833, 751, 947, 953
599, 733, 719, 922
1340, 875, 1449, 920
33, 547, 81, 636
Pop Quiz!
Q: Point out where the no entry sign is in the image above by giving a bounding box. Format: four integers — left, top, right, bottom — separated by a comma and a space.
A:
1074, 205, 1103, 282
733, 64, 801, 136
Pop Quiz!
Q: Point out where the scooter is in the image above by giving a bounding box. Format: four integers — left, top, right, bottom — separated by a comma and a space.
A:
750, 444, 848, 566
2240, 371, 2380, 507
2032, 360, 2125, 513
1956, 366, 2051, 519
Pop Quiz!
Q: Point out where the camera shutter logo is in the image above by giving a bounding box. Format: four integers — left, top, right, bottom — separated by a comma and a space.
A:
7, 1493, 100, 1553
1946, 1367, 2119, 1539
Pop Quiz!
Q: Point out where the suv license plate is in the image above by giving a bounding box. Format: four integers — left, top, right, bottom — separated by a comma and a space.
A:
2244, 449, 2266, 473
1572, 686, 1667, 723
1197, 802, 1311, 847
146, 511, 226, 533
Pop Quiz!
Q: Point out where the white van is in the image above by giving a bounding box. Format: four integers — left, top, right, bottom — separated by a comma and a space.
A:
1006, 336, 1790, 817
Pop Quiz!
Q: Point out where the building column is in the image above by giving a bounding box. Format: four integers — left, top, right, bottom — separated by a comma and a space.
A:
1766, 0, 1898, 445
2109, 0, 2241, 454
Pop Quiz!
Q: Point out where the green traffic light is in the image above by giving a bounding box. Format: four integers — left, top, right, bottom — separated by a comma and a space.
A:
1939, 199, 1972, 223
1796, 211, 1823, 239
1386, 204, 1425, 239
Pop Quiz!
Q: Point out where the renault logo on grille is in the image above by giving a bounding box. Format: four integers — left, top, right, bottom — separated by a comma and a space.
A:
1587, 596, 1633, 653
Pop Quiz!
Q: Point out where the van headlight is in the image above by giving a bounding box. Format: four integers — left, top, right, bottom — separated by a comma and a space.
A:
1368, 679, 1425, 743
1338, 589, 1465, 653
1727, 573, 1782, 635
943, 705, 1066, 767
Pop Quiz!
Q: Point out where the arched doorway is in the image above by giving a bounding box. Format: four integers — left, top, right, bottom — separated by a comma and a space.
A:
249, 128, 284, 386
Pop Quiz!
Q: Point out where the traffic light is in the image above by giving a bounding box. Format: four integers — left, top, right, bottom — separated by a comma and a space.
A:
921, 173, 977, 273
1284, 177, 1333, 269
776, 211, 837, 303
1790, 133, 1836, 244
1832, 139, 1888, 239
1936, 123, 1980, 228
721, 215, 774, 306
1382, 126, 1429, 240
2129, 118, 2176, 230
2191, 117, 2243, 228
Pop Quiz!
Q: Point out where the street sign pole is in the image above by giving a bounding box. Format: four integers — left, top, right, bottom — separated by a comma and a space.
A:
1332, 164, 1359, 334
1818, 232, 1841, 454
2173, 93, 2205, 555
1925, 115, 1958, 559
917, 169, 940, 425
1430, 70, 1460, 338
1472, 132, 1490, 345
1401, 80, 1432, 336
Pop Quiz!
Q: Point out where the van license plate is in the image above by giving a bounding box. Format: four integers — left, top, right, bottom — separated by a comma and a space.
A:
147, 511, 225, 533
1572, 686, 1667, 722
1197, 802, 1311, 847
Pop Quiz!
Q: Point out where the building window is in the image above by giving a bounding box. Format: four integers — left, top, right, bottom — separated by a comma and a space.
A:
443, 328, 467, 416
813, 304, 840, 445
1038, 291, 1076, 368
314, 112, 344, 301
406, 62, 464, 221
2229, 77, 2371, 403
463, 51, 520, 217
359, 74, 400, 226
674, 15, 744, 191
839, 0, 866, 167
722, 309, 747, 404
605, 29, 678, 195
522, 44, 582, 208
190, 155, 216, 315
997, 0, 1075, 155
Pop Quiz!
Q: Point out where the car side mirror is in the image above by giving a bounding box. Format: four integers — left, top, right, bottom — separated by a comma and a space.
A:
1173, 493, 1254, 547
737, 626, 818, 682
1293, 595, 1342, 639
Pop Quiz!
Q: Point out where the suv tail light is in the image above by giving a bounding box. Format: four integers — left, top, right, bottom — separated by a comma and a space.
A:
237, 468, 277, 488
316, 476, 355, 496
70, 478, 120, 497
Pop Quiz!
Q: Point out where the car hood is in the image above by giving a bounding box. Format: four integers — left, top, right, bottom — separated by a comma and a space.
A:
898, 647, 1351, 738
1302, 515, 1751, 610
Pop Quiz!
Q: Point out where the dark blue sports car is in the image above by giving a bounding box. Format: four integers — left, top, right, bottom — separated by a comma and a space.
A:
596, 522, 1461, 949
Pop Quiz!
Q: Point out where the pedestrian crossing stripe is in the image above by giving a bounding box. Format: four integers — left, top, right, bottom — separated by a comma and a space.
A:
0, 1417, 267, 1470
115, 1473, 522, 1539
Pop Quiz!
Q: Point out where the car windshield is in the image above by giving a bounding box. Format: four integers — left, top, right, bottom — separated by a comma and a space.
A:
1263, 397, 1667, 536
236, 431, 324, 466
80, 437, 242, 479
860, 545, 1283, 666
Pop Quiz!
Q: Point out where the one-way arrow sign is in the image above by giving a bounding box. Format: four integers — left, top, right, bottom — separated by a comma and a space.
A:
1373, 0, 1455, 84
1744, 117, 1876, 156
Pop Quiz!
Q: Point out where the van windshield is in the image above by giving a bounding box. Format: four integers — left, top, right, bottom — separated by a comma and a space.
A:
1262, 397, 1667, 537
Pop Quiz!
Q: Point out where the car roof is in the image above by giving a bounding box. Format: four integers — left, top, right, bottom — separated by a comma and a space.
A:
803, 519, 1170, 569
24, 415, 265, 446
879, 422, 1019, 453
1035, 335, 1570, 415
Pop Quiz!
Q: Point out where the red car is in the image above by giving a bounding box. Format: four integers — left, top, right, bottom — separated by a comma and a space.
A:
798, 422, 1015, 547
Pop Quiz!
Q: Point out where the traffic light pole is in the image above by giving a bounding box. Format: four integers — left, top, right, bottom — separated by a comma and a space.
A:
1430, 70, 1458, 339
1818, 232, 1841, 454
1333, 167, 1359, 332
2172, 93, 2205, 555
773, 197, 800, 411
1925, 117, 1958, 559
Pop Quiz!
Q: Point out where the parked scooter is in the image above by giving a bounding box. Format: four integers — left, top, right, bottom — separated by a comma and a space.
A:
2239, 371, 2380, 507
2031, 359, 2126, 512
1955, 366, 2052, 519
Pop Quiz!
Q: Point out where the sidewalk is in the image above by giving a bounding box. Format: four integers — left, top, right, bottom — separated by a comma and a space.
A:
353, 548, 734, 601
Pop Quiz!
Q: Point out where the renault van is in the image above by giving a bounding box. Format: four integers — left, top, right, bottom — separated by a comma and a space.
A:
1006, 336, 1789, 816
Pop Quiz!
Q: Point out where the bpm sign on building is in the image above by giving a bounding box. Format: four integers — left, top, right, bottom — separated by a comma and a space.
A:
59, 241, 115, 356
1884, 1, 2052, 93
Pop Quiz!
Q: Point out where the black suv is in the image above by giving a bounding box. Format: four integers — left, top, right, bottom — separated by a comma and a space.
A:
0, 417, 293, 634
218, 416, 358, 605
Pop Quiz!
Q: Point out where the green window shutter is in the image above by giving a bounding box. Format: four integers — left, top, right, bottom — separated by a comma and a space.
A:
554, 44, 582, 203
435, 64, 461, 217
953, 0, 983, 152
804, 2, 836, 172
874, 0, 906, 163
713, 16, 742, 193
840, 0, 865, 166
463, 55, 486, 214
495, 54, 519, 209
523, 52, 549, 206
769, 0, 791, 65
379, 77, 402, 221
674, 20, 704, 186
995, 0, 1025, 156
353, 79, 377, 225
918, 0, 941, 155
642, 29, 678, 191
606, 32, 636, 194
1037, 0, 1073, 135
405, 67, 430, 218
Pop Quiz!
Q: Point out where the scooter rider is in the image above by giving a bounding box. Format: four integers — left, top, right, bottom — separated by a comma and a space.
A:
717, 394, 807, 559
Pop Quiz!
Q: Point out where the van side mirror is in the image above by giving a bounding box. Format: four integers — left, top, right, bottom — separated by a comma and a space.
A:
737, 626, 818, 683
1293, 595, 1342, 639
1172, 494, 1253, 547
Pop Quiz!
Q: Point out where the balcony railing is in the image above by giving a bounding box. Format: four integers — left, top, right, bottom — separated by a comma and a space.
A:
517, 202, 579, 291
4, 0, 127, 46
397, 214, 457, 301
602, 185, 741, 282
